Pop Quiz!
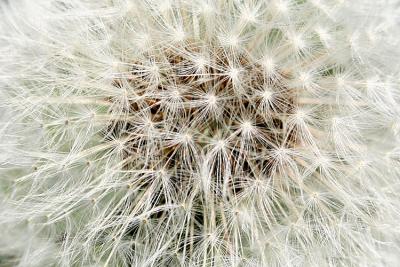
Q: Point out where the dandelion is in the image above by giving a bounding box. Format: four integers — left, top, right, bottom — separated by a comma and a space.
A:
0, 0, 400, 266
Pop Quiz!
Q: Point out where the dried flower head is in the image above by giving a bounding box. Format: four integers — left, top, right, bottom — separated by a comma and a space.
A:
1, 0, 400, 266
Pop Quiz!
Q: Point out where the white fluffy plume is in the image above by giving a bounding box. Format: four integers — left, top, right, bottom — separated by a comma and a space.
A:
0, 0, 400, 266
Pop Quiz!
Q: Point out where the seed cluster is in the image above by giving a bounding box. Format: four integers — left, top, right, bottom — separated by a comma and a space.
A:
1, 0, 399, 266
108, 44, 297, 194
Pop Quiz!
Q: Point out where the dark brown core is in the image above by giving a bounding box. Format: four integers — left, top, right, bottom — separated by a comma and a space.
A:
106, 44, 298, 193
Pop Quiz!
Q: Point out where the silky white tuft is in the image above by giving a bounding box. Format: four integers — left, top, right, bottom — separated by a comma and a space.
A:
0, 0, 400, 266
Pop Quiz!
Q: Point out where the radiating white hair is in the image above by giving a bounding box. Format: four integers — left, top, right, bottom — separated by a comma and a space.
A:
0, 0, 400, 266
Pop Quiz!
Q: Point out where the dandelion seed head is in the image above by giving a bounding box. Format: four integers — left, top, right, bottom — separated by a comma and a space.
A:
240, 8, 258, 24
227, 66, 241, 81
1, 0, 399, 266
275, 0, 289, 14
215, 139, 226, 150
198, 3, 214, 15
194, 55, 207, 70
206, 94, 218, 106
261, 88, 273, 100
172, 28, 186, 42
336, 76, 346, 87
262, 56, 276, 74
240, 120, 254, 134
222, 34, 240, 47
291, 34, 306, 51
294, 109, 306, 121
